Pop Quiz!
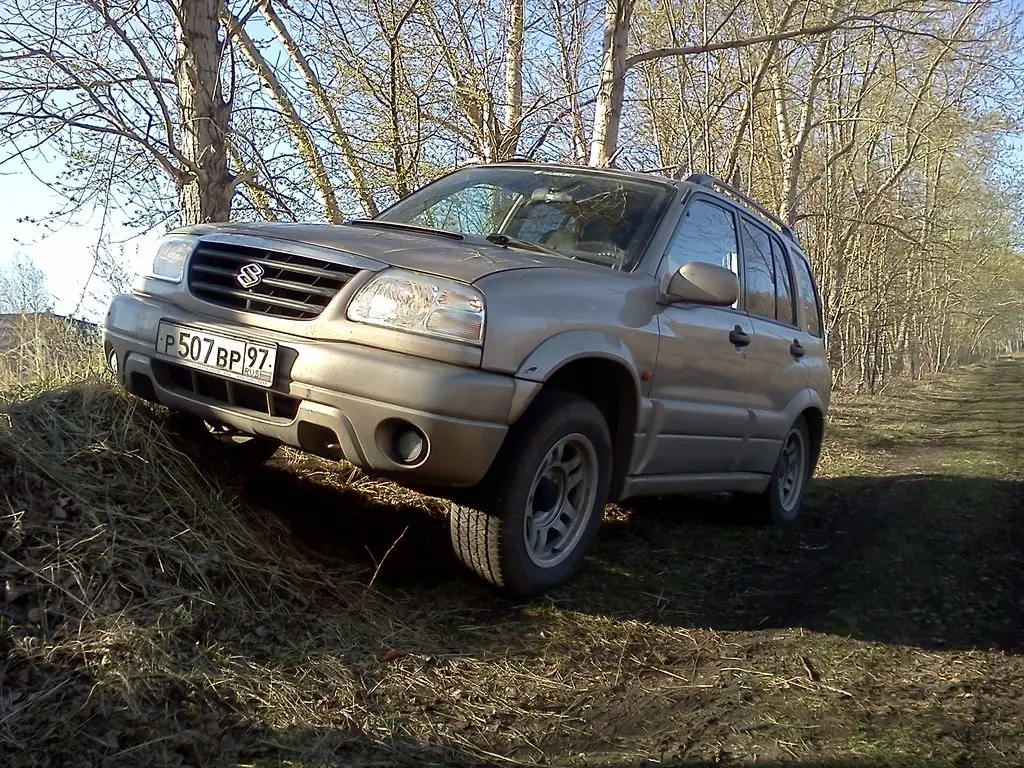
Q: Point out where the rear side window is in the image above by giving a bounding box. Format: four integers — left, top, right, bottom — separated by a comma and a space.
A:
790, 253, 823, 336
740, 219, 796, 325
665, 199, 739, 275
740, 221, 775, 318
771, 239, 796, 326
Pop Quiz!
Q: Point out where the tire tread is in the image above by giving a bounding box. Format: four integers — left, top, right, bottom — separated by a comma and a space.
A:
450, 501, 505, 588
448, 389, 611, 595
748, 415, 810, 526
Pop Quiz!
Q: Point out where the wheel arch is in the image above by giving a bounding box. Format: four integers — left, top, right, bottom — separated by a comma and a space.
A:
799, 404, 826, 477
513, 332, 642, 501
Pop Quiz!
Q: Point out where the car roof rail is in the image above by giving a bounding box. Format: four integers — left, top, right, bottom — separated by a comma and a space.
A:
683, 173, 798, 245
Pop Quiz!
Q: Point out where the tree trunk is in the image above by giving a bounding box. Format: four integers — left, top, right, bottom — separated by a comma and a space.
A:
774, 32, 830, 225
589, 0, 634, 167
172, 0, 234, 225
550, 0, 588, 163
502, 0, 524, 157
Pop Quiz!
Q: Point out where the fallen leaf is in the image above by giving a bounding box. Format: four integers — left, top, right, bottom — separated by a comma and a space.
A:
381, 649, 406, 663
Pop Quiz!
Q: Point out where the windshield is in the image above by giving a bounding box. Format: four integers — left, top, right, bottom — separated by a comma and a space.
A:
375, 166, 674, 270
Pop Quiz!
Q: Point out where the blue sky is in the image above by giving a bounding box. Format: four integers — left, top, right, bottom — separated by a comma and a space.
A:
0, 152, 160, 320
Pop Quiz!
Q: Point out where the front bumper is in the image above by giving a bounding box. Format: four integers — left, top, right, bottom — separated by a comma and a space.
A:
102, 293, 518, 487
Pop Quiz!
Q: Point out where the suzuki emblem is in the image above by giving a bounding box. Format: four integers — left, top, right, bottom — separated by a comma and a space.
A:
236, 262, 265, 289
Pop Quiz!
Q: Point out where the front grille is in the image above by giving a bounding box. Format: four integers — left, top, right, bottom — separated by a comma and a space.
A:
187, 241, 358, 319
160, 362, 300, 420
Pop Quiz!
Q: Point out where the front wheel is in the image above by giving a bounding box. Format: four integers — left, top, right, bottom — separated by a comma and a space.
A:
746, 417, 811, 525
449, 391, 612, 597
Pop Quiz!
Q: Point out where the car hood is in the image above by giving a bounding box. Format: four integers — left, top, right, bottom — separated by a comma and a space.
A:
181, 221, 575, 284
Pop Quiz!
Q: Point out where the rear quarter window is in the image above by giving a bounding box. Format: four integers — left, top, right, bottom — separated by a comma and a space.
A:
790, 252, 823, 337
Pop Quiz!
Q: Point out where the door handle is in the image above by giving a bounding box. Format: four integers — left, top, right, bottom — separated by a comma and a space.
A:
729, 325, 751, 347
790, 339, 806, 358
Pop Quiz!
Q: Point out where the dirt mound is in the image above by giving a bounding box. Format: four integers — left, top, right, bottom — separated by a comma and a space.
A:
0, 382, 400, 766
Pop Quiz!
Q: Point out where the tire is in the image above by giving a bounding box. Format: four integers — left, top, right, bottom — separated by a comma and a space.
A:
747, 416, 811, 525
169, 412, 280, 468
449, 390, 612, 597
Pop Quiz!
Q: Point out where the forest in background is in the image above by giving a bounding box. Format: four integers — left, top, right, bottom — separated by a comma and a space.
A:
1, 0, 1023, 391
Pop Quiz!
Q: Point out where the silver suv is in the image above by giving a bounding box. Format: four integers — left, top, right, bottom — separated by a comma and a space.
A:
103, 163, 830, 596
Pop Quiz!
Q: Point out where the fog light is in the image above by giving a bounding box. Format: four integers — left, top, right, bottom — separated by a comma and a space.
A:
394, 428, 426, 464
107, 348, 118, 374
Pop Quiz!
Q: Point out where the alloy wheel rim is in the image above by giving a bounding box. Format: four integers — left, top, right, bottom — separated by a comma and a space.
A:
778, 428, 807, 512
523, 433, 599, 568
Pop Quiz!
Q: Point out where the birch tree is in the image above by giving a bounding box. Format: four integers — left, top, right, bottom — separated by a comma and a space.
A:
0, 0, 1020, 390
173, 0, 234, 223
587, 0, 986, 168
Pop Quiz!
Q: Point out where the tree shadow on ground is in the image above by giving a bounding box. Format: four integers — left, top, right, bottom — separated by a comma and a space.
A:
189, 722, 1016, 768
8, 450, 1022, 767
581, 474, 1024, 654
243, 462, 1024, 655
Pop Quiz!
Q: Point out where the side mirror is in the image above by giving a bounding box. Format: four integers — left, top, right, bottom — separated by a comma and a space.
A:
663, 261, 739, 307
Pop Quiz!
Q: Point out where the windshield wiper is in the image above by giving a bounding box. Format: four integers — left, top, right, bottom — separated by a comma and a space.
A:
347, 219, 465, 241
485, 232, 564, 257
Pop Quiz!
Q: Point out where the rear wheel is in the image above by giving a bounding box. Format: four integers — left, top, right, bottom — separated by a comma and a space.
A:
747, 417, 811, 525
170, 412, 280, 468
449, 390, 612, 596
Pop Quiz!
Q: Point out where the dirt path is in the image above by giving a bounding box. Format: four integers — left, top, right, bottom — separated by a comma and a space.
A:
241, 355, 1024, 766
554, 355, 1024, 765
4, 356, 1023, 767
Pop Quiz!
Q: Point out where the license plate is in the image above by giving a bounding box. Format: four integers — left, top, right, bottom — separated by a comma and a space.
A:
156, 321, 277, 388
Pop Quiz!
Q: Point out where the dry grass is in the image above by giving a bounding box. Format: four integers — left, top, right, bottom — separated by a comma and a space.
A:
0, 384, 371, 762
1, 339, 1023, 767
0, 316, 106, 399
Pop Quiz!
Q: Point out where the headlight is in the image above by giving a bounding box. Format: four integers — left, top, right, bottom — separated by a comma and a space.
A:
347, 268, 485, 345
145, 235, 198, 283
